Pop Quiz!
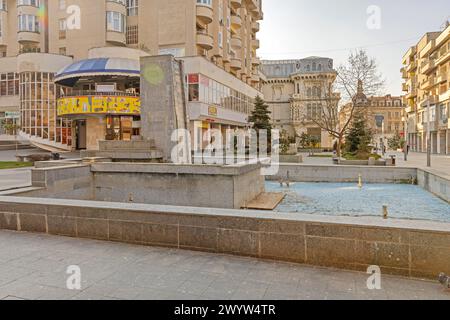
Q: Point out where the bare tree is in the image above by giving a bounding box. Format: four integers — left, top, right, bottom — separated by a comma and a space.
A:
302, 50, 384, 157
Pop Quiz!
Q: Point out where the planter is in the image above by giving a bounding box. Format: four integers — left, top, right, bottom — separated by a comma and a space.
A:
279, 154, 303, 163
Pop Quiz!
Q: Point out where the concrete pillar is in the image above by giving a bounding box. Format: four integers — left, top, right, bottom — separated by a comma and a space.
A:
437, 132, 441, 154
445, 130, 450, 155
140, 55, 188, 162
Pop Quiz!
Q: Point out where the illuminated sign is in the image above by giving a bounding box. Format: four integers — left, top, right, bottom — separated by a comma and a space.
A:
57, 95, 140, 116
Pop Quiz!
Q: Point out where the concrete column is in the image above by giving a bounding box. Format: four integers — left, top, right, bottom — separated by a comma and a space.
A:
445, 130, 450, 155
437, 132, 441, 154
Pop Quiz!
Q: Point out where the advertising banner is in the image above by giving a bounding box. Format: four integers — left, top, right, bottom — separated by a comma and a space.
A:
57, 96, 141, 116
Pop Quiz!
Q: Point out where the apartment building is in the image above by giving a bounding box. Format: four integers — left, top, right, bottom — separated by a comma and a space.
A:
0, 0, 263, 150
261, 57, 340, 150
339, 86, 405, 150
401, 23, 450, 155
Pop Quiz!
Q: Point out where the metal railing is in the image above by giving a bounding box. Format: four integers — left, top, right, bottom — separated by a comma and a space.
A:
58, 91, 140, 98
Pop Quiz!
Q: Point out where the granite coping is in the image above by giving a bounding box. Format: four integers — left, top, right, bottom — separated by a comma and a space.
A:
90, 162, 263, 176
0, 196, 449, 233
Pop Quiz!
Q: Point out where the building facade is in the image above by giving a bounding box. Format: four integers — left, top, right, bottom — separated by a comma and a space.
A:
0, 0, 263, 150
401, 23, 450, 154
339, 82, 405, 150
261, 57, 340, 150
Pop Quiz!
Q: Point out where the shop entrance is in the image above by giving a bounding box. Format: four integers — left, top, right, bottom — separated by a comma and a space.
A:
75, 120, 87, 150
105, 116, 135, 141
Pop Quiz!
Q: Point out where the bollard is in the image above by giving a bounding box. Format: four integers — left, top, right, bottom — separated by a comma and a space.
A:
358, 174, 363, 189
382, 206, 388, 219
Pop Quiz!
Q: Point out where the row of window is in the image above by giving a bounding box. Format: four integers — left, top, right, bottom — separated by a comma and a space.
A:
187, 74, 255, 115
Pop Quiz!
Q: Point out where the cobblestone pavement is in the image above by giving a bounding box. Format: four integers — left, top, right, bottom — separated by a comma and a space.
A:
0, 231, 448, 300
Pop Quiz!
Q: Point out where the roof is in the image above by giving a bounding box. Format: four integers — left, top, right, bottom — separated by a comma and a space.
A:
55, 58, 140, 86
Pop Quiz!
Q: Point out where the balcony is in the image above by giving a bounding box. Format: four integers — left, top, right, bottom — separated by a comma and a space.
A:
17, 31, 40, 44
196, 31, 214, 50
230, 0, 242, 10
251, 72, 260, 83
421, 76, 436, 90
231, 15, 242, 30
436, 72, 448, 84
405, 88, 417, 99
421, 59, 436, 74
56, 92, 141, 117
106, 31, 126, 46
402, 83, 408, 92
230, 35, 242, 49
420, 95, 439, 107
251, 57, 261, 66
406, 60, 417, 72
436, 50, 450, 66
400, 68, 408, 79
252, 22, 260, 32
251, 39, 260, 49
230, 57, 242, 71
196, 4, 213, 25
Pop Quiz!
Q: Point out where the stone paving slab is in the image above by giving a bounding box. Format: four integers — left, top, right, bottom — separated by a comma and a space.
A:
0, 230, 448, 300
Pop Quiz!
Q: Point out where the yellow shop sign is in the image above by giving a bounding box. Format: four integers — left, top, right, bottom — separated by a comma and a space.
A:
57, 95, 141, 116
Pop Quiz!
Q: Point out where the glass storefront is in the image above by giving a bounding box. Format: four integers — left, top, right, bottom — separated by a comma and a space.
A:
105, 115, 139, 141
20, 72, 72, 147
187, 74, 255, 115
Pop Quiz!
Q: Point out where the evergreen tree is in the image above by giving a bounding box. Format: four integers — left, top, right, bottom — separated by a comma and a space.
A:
388, 132, 405, 150
249, 96, 272, 132
345, 111, 372, 154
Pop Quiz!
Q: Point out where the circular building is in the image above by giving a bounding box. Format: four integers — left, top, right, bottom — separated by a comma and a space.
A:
55, 53, 142, 150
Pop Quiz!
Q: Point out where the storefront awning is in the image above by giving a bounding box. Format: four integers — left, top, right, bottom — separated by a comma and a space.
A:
55, 58, 141, 87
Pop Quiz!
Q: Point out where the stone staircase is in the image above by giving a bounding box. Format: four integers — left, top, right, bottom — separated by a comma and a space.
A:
80, 140, 163, 162
0, 140, 32, 151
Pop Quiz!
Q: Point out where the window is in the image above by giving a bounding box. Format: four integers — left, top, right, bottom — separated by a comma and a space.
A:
106, 11, 125, 33
0, 73, 19, 96
196, 0, 212, 6
59, 47, 66, 55
17, 0, 40, 7
59, 0, 65, 10
218, 31, 223, 48
126, 25, 138, 45
59, 19, 66, 39
18, 15, 40, 32
0, 0, 7, 11
126, 0, 138, 16
307, 104, 322, 121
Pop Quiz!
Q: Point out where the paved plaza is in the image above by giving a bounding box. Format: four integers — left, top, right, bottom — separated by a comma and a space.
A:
0, 230, 448, 300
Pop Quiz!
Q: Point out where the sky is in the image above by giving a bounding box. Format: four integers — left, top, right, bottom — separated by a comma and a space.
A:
258, 0, 450, 96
